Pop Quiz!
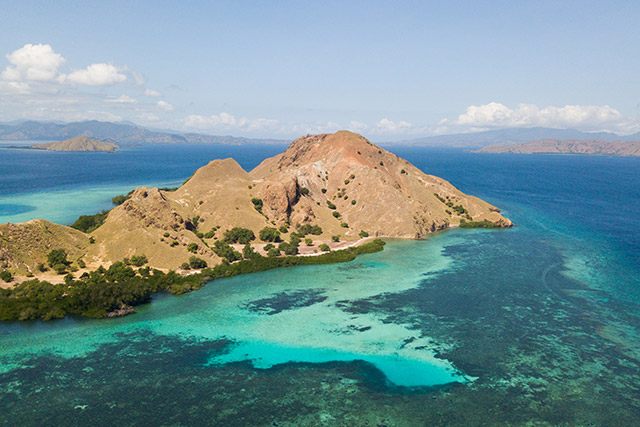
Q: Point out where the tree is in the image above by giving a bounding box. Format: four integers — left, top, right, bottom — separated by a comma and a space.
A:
188, 256, 208, 269
319, 244, 330, 252
267, 247, 281, 257
223, 227, 255, 244
47, 249, 69, 268
242, 243, 262, 260
259, 227, 281, 242
213, 241, 242, 262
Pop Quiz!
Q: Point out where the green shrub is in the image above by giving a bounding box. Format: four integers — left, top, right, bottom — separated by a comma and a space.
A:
327, 201, 336, 210
333, 211, 341, 219
278, 242, 299, 256
130, 255, 148, 267
189, 256, 208, 269
344, 179, 350, 185
170, 240, 178, 247
267, 247, 281, 257
400, 169, 407, 174
37, 263, 47, 272
223, 227, 255, 244
359, 230, 369, 238
459, 219, 500, 229
163, 232, 170, 238
340, 223, 349, 228
332, 235, 340, 242
181, 262, 191, 270
111, 191, 133, 205
319, 244, 330, 252
305, 238, 313, 246
351, 200, 356, 205
242, 243, 262, 260
251, 198, 263, 213
321, 188, 327, 193
453, 205, 468, 215
77, 259, 87, 269
212, 241, 242, 262
89, 237, 95, 244
71, 210, 109, 233
434, 193, 445, 203
47, 249, 69, 268
279, 225, 289, 233
299, 187, 310, 196
187, 243, 199, 253
53, 263, 68, 275
263, 243, 275, 251
349, 174, 355, 179
259, 227, 281, 242
0, 270, 12, 282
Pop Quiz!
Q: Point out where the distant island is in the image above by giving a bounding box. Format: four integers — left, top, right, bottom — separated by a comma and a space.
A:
31, 136, 120, 152
474, 139, 640, 157
0, 120, 287, 145
0, 131, 511, 320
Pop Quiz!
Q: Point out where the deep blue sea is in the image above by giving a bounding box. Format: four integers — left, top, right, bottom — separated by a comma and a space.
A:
1, 142, 639, 425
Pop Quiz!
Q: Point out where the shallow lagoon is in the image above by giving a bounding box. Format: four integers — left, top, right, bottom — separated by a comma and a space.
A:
1, 145, 639, 425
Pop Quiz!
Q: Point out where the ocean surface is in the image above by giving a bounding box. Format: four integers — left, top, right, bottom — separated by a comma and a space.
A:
1, 142, 639, 425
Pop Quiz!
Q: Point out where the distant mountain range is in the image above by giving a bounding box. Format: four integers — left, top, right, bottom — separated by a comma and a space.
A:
0, 120, 287, 145
396, 127, 640, 148
2, 120, 639, 148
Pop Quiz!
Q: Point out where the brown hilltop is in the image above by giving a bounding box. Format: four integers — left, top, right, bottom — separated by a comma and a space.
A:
3, 131, 512, 276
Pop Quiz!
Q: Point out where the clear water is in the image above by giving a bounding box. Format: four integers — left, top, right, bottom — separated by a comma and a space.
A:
1, 145, 639, 425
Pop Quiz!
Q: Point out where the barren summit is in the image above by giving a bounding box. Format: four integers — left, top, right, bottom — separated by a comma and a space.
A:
2, 131, 511, 276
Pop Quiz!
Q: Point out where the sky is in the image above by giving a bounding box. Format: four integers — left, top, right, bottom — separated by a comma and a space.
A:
1, 0, 639, 140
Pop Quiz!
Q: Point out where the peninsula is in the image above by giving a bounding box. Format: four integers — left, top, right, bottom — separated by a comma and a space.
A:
474, 139, 640, 156
31, 135, 120, 152
0, 131, 511, 319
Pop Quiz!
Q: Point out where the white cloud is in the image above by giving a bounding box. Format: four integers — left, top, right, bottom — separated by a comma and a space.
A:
64, 63, 126, 86
375, 118, 414, 133
1, 43, 65, 82
106, 94, 137, 104
157, 100, 174, 111
450, 102, 636, 133
182, 113, 425, 138
144, 88, 162, 97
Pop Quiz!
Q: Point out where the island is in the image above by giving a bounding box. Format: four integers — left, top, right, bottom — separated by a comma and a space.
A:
474, 138, 640, 156
0, 131, 511, 320
31, 135, 120, 152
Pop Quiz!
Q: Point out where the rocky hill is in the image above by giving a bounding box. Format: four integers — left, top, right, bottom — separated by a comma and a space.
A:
2, 131, 511, 276
474, 139, 640, 156
32, 136, 120, 152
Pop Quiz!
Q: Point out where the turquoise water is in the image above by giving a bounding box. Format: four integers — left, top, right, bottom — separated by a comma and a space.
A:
1, 145, 640, 425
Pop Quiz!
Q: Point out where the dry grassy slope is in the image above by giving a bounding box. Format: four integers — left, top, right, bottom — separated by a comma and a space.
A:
0, 219, 89, 272
32, 136, 119, 152
87, 187, 222, 269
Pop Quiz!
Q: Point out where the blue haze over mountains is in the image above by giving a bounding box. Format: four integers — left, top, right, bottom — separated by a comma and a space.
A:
1, 120, 639, 147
